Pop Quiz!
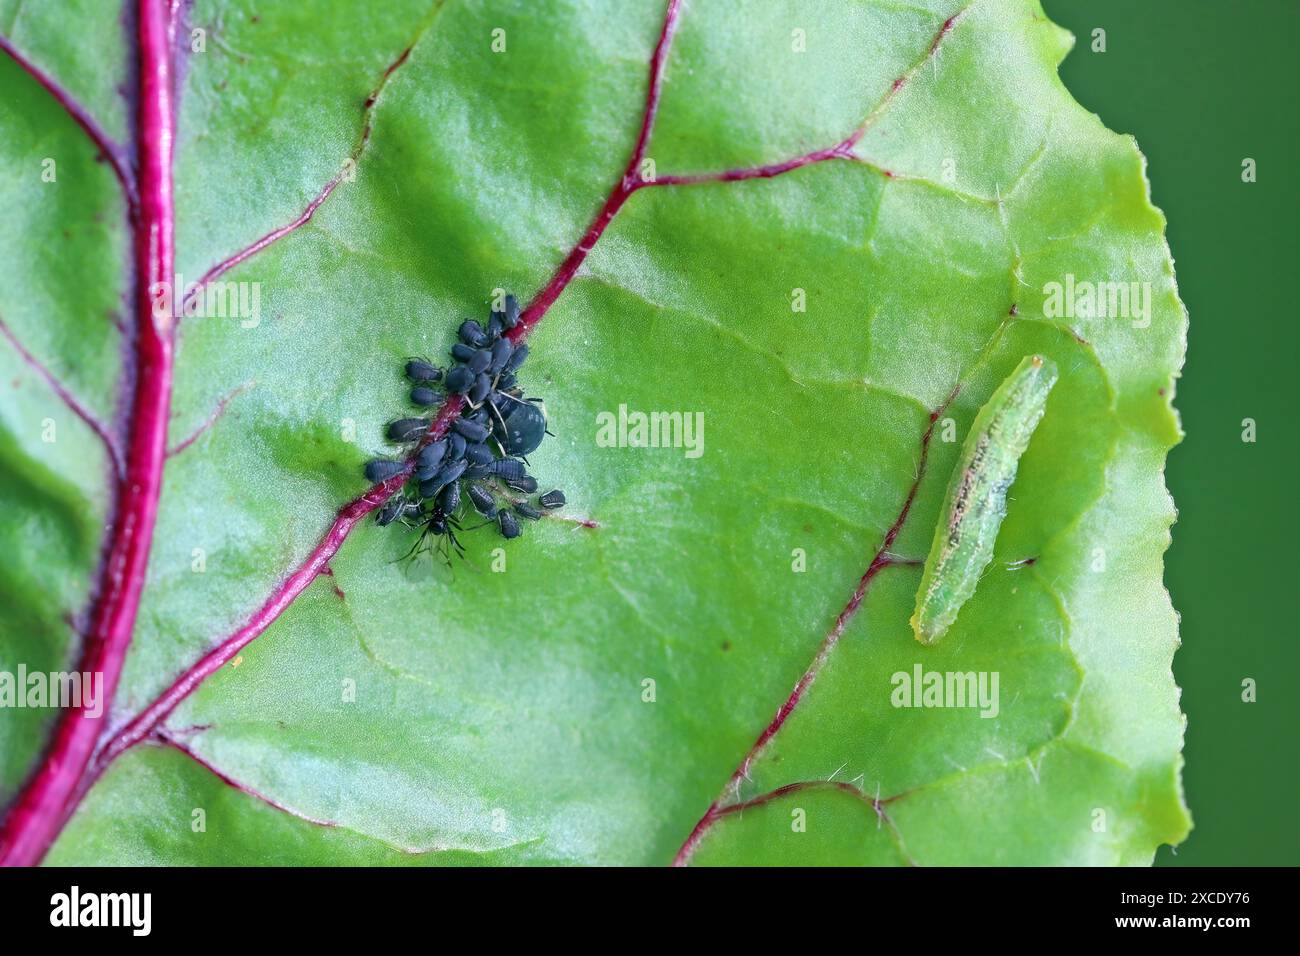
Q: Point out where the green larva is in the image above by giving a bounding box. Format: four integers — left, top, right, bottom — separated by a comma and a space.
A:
910, 354, 1059, 645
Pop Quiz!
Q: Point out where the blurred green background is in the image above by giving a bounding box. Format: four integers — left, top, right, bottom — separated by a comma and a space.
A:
1041, 0, 1298, 865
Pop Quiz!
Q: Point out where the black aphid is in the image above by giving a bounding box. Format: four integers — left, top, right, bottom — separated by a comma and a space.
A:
416, 458, 443, 483
514, 501, 542, 521
459, 320, 488, 348
498, 510, 521, 539
405, 359, 441, 382
463, 463, 492, 479
377, 496, 422, 527
420, 459, 466, 499
539, 489, 566, 509
502, 343, 529, 375
452, 418, 490, 443
439, 480, 461, 514
417, 439, 447, 471
365, 458, 406, 482
376, 497, 406, 526
468, 373, 492, 405
467, 483, 498, 516
487, 312, 504, 340
387, 418, 427, 443
468, 349, 492, 374
464, 442, 493, 466
404, 507, 465, 564
506, 476, 538, 494
445, 365, 474, 394
410, 386, 442, 406
451, 343, 476, 363
488, 338, 513, 376
502, 293, 520, 329
487, 457, 526, 481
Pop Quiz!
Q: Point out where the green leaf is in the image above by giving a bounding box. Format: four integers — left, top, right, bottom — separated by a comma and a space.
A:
3, 0, 1188, 866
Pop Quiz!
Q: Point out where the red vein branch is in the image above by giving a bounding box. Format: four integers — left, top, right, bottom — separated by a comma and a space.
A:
167, 380, 253, 457
0, 0, 177, 868
156, 730, 341, 829
92, 466, 416, 773
651, 139, 859, 188
648, 2, 971, 190
667, 4, 974, 867
670, 395, 953, 867
0, 32, 137, 211
180, 40, 419, 315
715, 779, 886, 819
509, 0, 683, 339
0, 312, 125, 476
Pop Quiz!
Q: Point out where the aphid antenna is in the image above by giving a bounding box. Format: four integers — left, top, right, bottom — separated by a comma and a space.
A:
495, 391, 547, 418
484, 395, 511, 436
489, 435, 509, 459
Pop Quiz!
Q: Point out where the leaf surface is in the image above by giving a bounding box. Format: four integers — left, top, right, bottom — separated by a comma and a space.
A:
1, 0, 1189, 865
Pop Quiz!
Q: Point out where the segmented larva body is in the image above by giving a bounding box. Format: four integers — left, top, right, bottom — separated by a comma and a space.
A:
911, 354, 1059, 645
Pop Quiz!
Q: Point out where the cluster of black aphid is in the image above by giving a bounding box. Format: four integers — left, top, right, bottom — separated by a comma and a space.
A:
363, 293, 565, 560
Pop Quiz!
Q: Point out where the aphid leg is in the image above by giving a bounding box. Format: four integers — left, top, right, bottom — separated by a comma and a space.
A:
393, 524, 430, 565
